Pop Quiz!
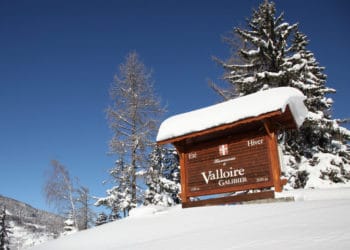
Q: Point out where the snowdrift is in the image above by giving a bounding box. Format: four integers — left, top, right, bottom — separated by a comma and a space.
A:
30, 188, 350, 250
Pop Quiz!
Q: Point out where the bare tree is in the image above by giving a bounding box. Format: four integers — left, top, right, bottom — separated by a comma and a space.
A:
76, 186, 95, 230
106, 51, 165, 210
43, 159, 78, 228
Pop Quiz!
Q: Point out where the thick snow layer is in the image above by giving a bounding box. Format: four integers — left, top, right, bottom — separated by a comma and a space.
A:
31, 188, 350, 250
285, 152, 350, 189
10, 222, 56, 250
157, 87, 307, 142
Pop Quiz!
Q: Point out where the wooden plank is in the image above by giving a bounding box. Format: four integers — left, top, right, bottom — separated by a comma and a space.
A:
182, 190, 275, 208
185, 182, 274, 198
184, 134, 273, 197
180, 151, 188, 202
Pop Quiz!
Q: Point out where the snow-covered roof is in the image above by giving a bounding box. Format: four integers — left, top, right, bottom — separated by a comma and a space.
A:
157, 87, 307, 143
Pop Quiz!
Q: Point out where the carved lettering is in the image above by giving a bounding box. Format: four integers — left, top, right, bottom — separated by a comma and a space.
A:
218, 177, 247, 186
201, 167, 245, 184
247, 138, 264, 147
213, 157, 236, 164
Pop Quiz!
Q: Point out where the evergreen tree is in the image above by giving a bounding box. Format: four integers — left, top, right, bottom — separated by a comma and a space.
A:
144, 146, 180, 206
95, 159, 133, 218
212, 0, 297, 98
212, 0, 350, 188
62, 213, 78, 236
105, 51, 165, 211
95, 212, 108, 226
0, 207, 12, 250
282, 31, 350, 186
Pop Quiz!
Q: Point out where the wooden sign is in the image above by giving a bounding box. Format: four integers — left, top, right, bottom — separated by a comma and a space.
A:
157, 88, 308, 208
185, 133, 273, 197
165, 119, 287, 208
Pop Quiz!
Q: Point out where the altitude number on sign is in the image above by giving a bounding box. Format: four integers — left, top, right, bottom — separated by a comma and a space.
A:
255, 176, 269, 183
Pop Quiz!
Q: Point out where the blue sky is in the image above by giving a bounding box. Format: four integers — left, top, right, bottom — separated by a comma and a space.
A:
1, 0, 349, 213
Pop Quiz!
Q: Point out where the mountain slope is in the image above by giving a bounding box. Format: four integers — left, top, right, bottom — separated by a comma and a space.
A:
31, 188, 350, 250
0, 195, 64, 249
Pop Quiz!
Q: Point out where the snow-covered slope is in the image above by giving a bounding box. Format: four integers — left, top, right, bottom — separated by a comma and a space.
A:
0, 195, 64, 249
31, 188, 350, 250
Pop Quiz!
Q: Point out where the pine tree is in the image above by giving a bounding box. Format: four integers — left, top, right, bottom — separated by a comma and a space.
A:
95, 158, 133, 218
62, 213, 78, 236
286, 31, 333, 114
106, 51, 165, 211
0, 207, 12, 250
95, 212, 108, 226
212, 0, 350, 188
212, 0, 297, 98
144, 146, 180, 206
282, 31, 350, 186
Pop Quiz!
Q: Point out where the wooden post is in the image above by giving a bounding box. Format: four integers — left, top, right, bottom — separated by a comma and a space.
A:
174, 144, 188, 203
263, 121, 283, 192
180, 152, 188, 202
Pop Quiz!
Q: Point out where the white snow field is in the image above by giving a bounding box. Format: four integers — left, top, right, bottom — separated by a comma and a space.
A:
31, 188, 350, 250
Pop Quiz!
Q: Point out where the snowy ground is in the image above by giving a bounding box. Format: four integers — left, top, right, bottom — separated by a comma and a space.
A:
10, 223, 55, 250
30, 188, 350, 250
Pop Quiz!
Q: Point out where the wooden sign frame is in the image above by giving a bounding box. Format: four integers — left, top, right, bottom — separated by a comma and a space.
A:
158, 108, 294, 208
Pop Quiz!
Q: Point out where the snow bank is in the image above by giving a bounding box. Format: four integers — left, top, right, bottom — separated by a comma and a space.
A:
30, 188, 350, 250
10, 222, 56, 250
276, 187, 350, 201
157, 87, 307, 142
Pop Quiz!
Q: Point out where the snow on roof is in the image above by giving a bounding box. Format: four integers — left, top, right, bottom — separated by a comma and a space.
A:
157, 87, 307, 142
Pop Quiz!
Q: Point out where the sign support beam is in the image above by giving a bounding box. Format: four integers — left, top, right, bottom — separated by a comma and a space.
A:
174, 144, 189, 203
263, 120, 285, 192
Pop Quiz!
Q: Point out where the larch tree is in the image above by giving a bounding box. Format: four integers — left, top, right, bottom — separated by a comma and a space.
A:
212, 0, 350, 188
98, 51, 165, 216
76, 186, 95, 230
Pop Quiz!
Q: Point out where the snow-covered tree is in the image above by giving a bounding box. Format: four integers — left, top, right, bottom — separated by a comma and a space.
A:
62, 213, 78, 236
104, 51, 165, 213
212, 0, 297, 98
95, 212, 108, 226
281, 31, 350, 187
144, 146, 180, 206
95, 159, 133, 218
0, 207, 12, 250
212, 0, 350, 188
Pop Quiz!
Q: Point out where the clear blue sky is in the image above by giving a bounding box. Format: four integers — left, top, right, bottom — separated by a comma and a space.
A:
1, 0, 349, 212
